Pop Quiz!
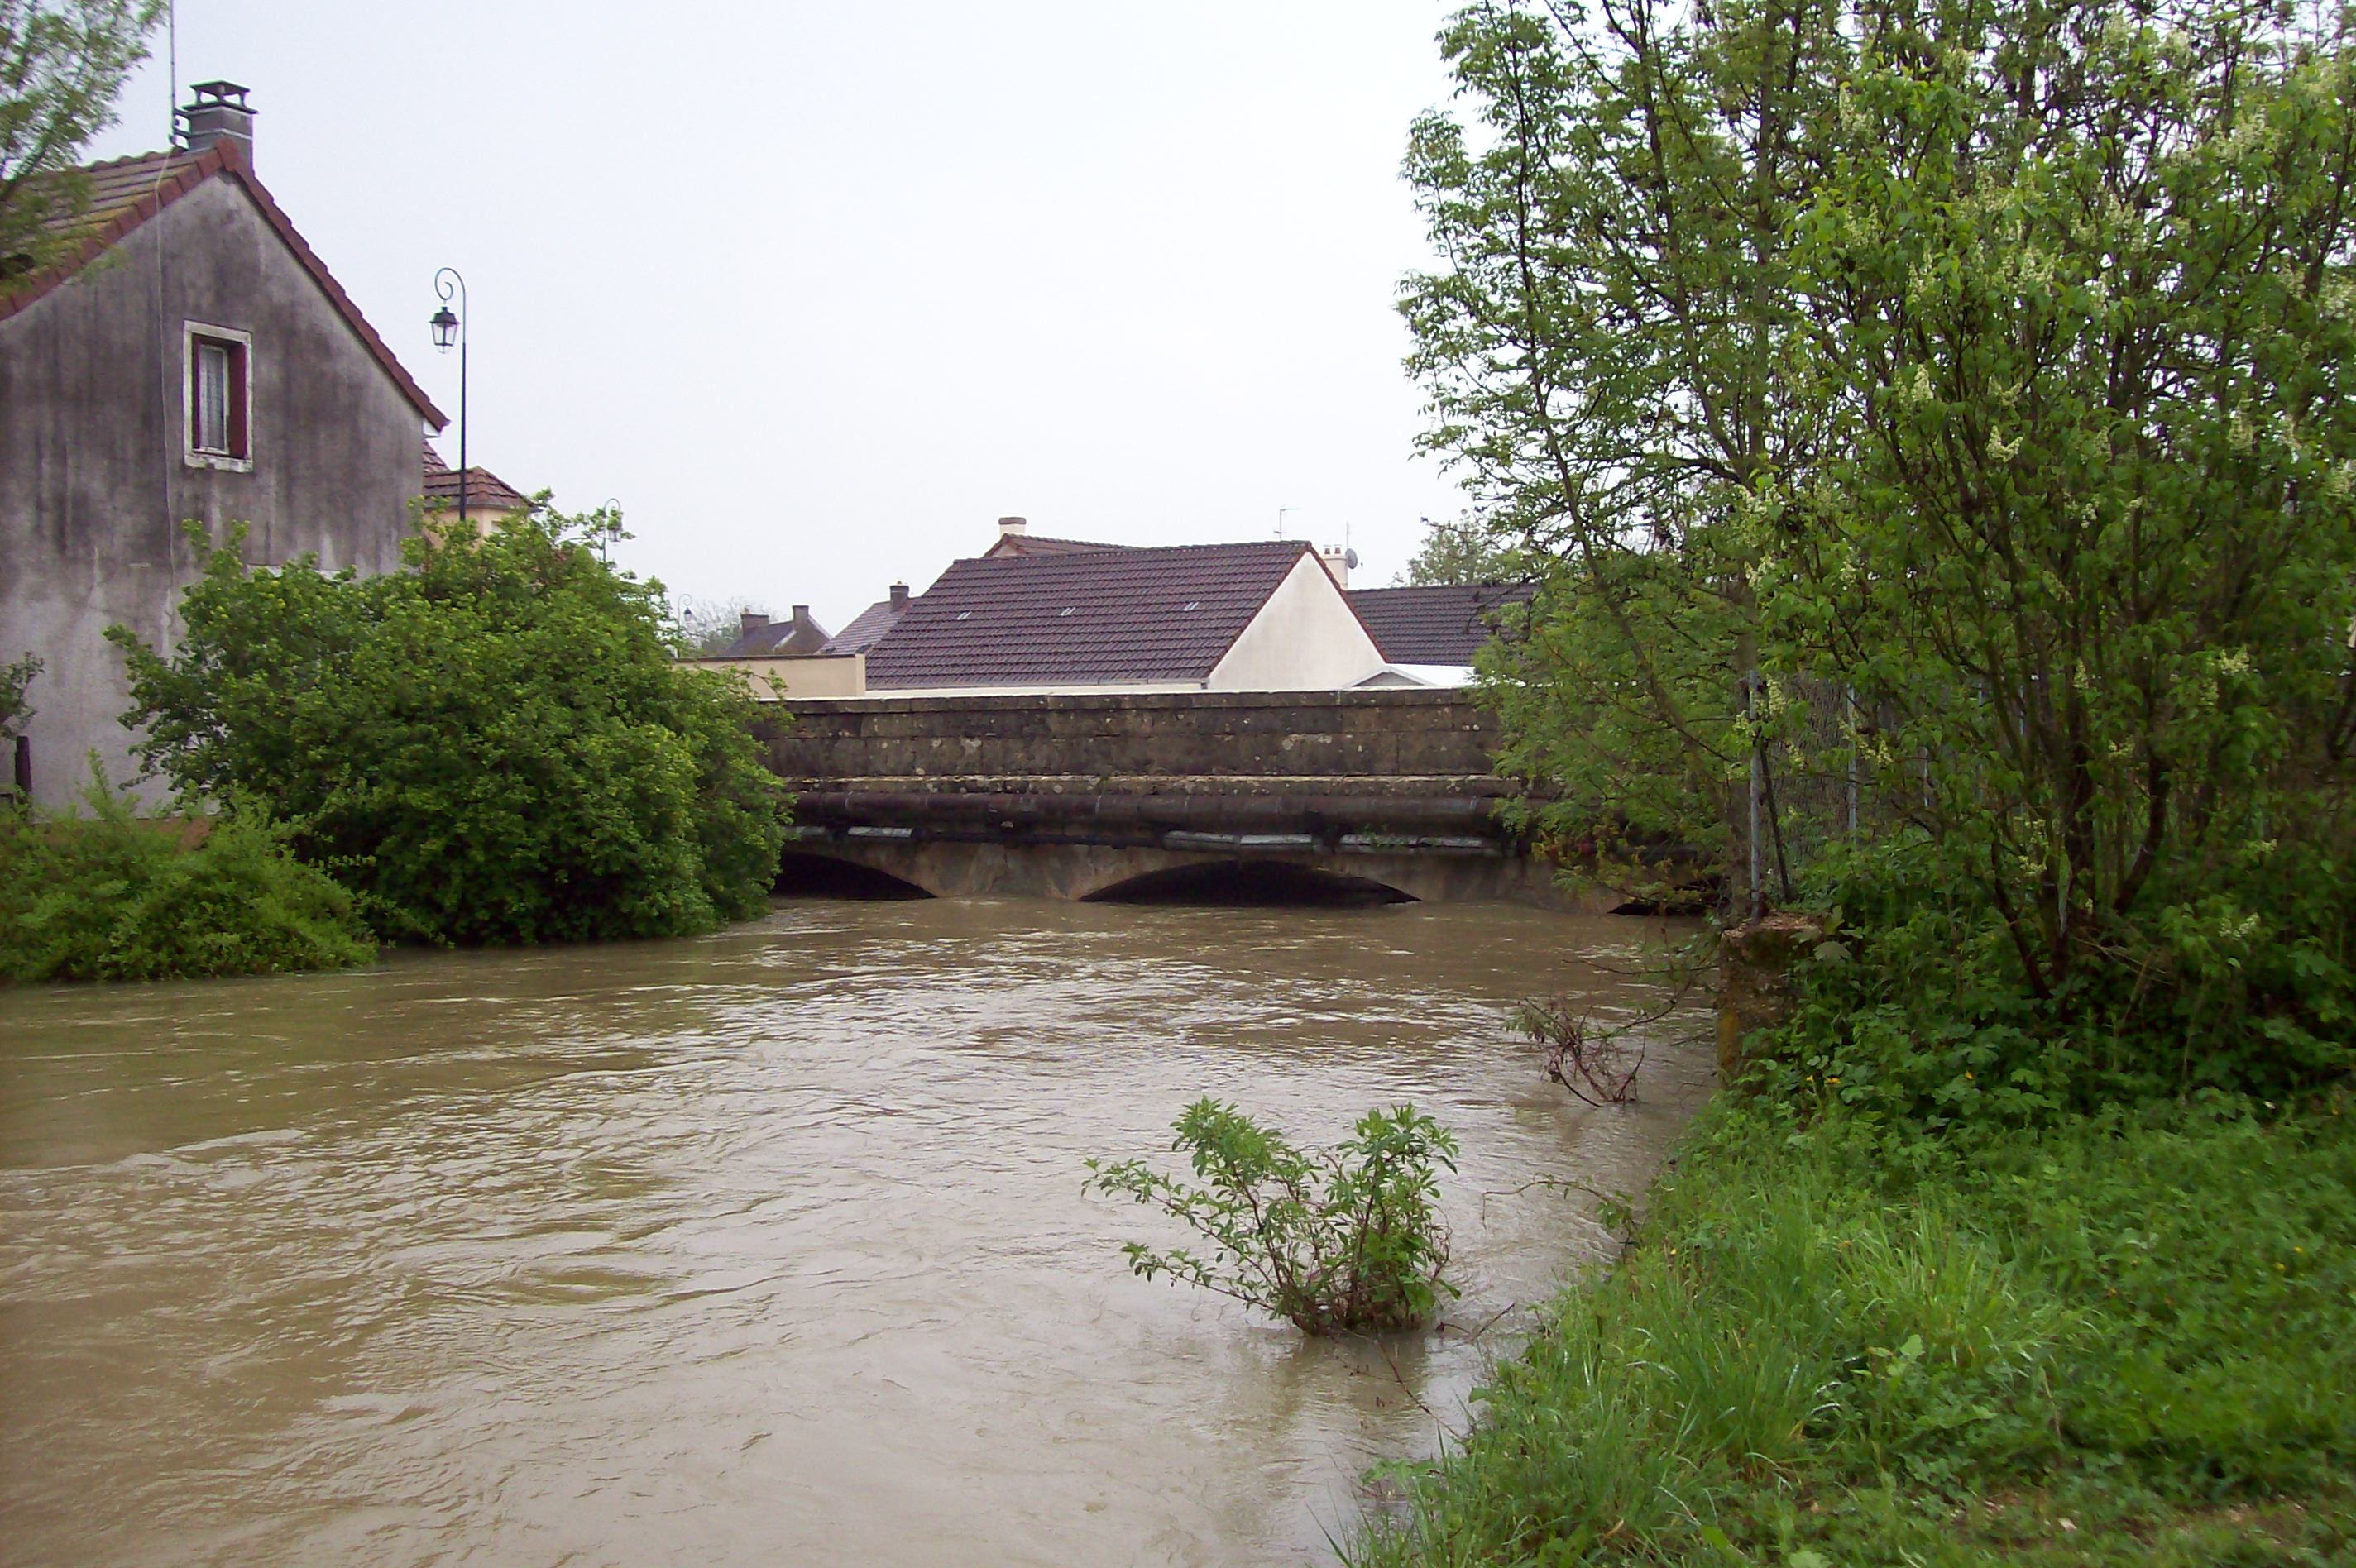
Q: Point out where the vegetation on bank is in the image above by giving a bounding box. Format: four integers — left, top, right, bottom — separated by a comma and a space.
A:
0, 786, 371, 983
1371, 0, 2356, 1551
110, 507, 784, 949
1354, 1096, 2356, 1566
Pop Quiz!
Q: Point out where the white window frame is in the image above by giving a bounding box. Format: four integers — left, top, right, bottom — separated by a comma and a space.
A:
181, 321, 254, 472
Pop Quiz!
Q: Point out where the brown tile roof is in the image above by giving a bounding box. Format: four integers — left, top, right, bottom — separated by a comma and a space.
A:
981, 533, 1138, 559
1, 144, 447, 426
865, 540, 1315, 689
825, 596, 907, 656
421, 442, 534, 515
1347, 583, 1535, 664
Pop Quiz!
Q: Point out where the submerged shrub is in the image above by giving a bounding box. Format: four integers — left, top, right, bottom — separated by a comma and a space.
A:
1085, 1099, 1459, 1335
0, 779, 372, 983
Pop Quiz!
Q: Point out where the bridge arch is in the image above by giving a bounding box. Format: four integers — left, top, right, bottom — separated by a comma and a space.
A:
1080, 859, 1417, 908
773, 849, 933, 900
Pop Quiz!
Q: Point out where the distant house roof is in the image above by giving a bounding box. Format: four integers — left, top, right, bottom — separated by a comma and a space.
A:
722, 606, 831, 658
1347, 583, 1535, 665
422, 443, 534, 515
866, 540, 1316, 689
981, 533, 1138, 560
2, 144, 447, 426
826, 594, 909, 656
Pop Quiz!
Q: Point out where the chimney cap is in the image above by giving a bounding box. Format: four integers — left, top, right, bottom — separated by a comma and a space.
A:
996, 515, 1027, 535
180, 80, 256, 163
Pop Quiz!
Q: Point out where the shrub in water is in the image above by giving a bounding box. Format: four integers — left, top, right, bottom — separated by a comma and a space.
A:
0, 779, 373, 983
1085, 1098, 1459, 1335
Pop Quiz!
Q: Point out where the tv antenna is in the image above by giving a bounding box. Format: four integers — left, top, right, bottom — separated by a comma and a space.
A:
1276, 506, 1300, 539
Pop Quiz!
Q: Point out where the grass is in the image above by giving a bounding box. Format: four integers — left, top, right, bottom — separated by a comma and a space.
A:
1349, 1094, 2356, 1566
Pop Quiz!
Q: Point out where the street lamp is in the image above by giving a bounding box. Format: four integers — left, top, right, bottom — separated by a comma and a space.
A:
429, 267, 468, 524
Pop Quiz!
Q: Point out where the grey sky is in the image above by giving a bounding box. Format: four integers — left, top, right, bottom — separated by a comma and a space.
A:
87, 2, 1470, 633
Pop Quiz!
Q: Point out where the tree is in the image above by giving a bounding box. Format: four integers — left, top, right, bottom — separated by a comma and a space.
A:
0, 652, 36, 741
1401, 0, 1849, 901
112, 507, 787, 946
670, 593, 768, 656
1396, 514, 1530, 586
1409, 0, 2356, 1098
0, 1, 161, 283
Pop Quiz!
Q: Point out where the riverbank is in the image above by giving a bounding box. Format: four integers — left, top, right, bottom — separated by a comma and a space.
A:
1354, 1092, 2356, 1566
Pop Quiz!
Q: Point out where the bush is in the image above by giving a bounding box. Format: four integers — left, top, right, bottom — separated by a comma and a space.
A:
109, 509, 786, 946
0, 779, 373, 983
1085, 1099, 1459, 1335
1741, 834, 2356, 1133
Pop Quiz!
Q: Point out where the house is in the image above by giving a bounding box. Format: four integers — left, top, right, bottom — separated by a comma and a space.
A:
1346, 581, 1536, 686
721, 605, 831, 657
421, 442, 534, 533
862, 532, 1388, 695
824, 582, 912, 656
0, 81, 446, 804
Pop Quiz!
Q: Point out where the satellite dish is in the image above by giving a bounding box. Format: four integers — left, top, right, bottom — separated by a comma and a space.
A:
1345, 548, 1361, 570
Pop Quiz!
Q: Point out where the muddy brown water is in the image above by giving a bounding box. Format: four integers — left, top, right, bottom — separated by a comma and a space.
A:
0, 896, 1710, 1567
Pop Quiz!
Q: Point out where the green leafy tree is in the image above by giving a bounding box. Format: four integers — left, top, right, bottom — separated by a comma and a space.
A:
1085, 1099, 1460, 1335
0, 0, 161, 282
1411, 0, 2356, 1103
0, 651, 36, 740
1396, 514, 1529, 586
1401, 0, 1849, 901
111, 507, 787, 946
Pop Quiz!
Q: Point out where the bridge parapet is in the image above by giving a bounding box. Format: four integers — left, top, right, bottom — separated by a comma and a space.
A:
764, 687, 1501, 790
759, 689, 1592, 906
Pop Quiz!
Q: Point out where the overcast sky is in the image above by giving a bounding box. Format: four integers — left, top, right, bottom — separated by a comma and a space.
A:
87, 2, 1471, 632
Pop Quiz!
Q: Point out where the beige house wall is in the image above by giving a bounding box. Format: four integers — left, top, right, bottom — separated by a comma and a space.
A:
686, 652, 866, 700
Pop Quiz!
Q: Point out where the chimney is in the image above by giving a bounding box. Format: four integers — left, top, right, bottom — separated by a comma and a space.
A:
997, 515, 1028, 537
790, 604, 813, 629
888, 582, 910, 610
181, 81, 256, 165
739, 610, 769, 640
1319, 544, 1353, 590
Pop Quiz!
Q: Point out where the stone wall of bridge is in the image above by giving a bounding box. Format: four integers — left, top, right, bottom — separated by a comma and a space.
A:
761, 688, 1503, 796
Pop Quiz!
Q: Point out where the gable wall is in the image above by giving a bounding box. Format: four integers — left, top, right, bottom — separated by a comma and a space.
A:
1206, 552, 1388, 691
0, 176, 425, 803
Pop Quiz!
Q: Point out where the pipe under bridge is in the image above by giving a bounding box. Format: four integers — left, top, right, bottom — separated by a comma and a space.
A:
761, 689, 1600, 908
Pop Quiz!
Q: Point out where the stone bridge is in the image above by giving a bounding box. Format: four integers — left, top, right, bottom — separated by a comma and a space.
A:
761, 689, 1603, 909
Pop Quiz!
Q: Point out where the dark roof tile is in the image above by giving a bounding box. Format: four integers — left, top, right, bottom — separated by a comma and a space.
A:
866, 540, 1313, 689
1347, 583, 1535, 664
826, 597, 907, 656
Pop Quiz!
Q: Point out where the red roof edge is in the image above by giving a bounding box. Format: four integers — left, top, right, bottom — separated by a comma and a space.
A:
0, 141, 448, 429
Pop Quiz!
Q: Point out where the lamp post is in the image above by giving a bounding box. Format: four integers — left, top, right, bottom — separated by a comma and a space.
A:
429, 268, 467, 524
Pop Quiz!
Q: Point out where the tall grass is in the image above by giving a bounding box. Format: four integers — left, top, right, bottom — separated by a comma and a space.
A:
1353, 1100, 2356, 1565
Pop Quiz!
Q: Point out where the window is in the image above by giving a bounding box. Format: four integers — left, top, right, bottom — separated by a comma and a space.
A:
183, 323, 251, 468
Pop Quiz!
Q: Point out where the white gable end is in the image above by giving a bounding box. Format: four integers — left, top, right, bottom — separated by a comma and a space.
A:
1206, 553, 1388, 691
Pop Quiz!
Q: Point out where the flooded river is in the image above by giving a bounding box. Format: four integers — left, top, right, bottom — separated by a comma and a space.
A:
0, 896, 1709, 1566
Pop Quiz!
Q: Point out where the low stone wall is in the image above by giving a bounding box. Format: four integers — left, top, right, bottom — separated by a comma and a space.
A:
764, 688, 1501, 794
